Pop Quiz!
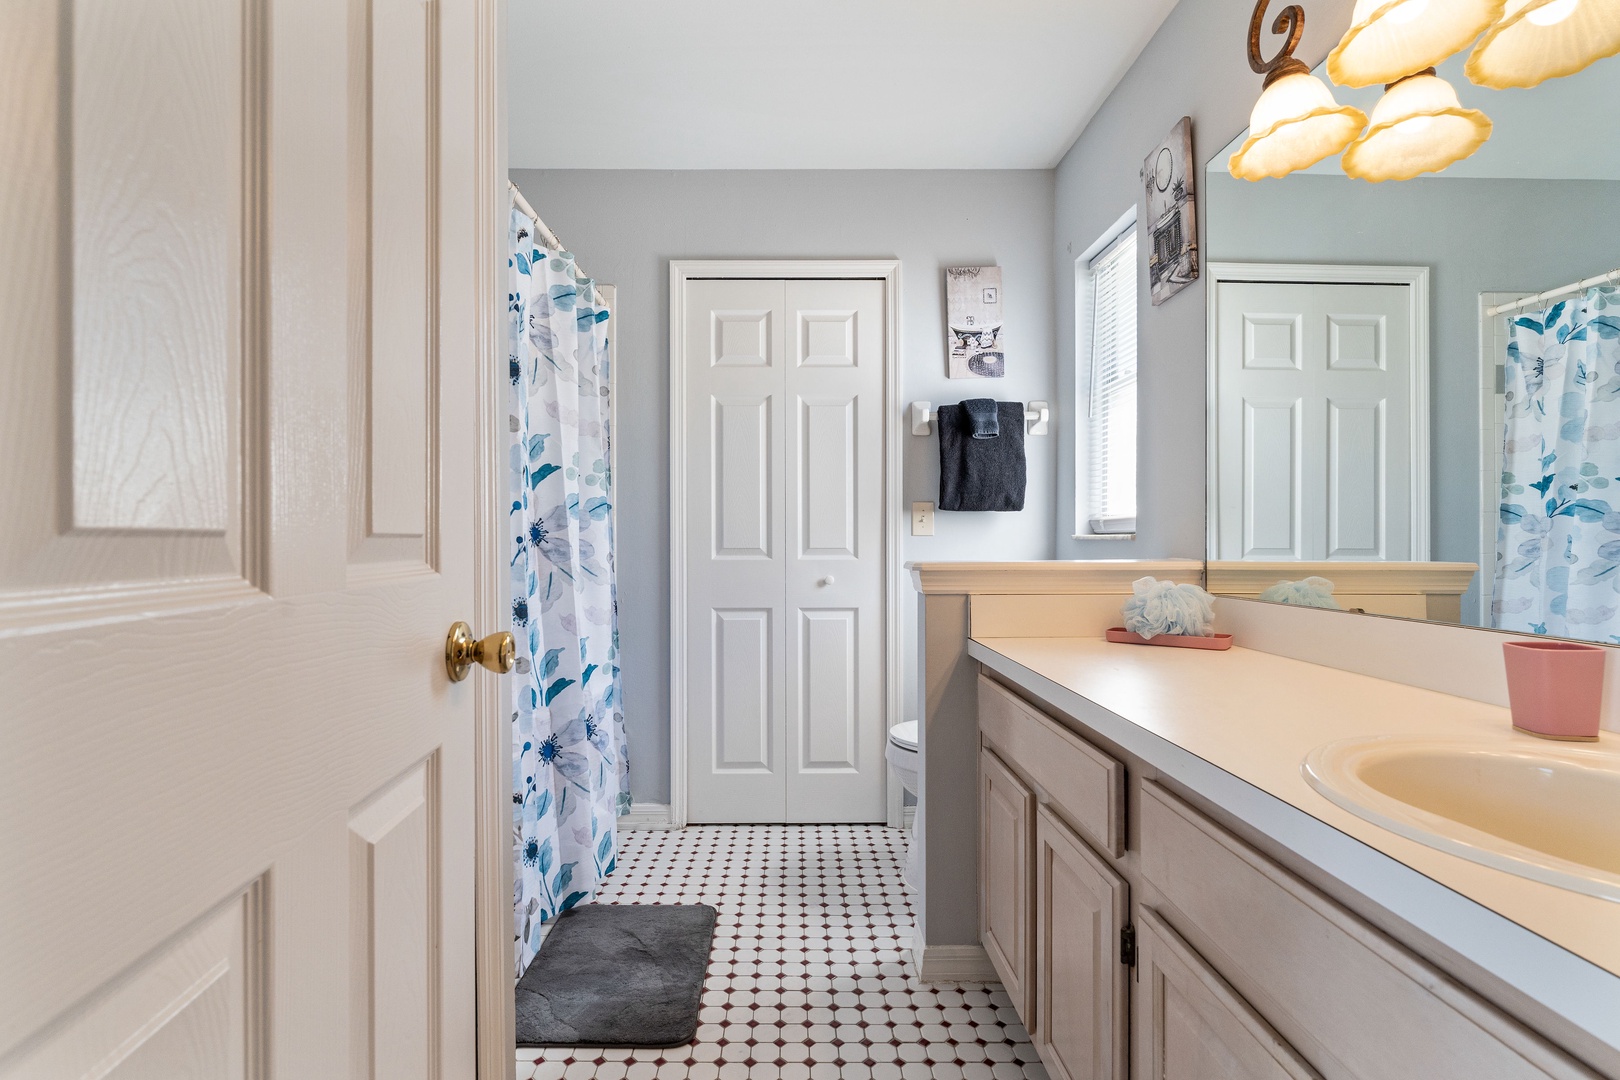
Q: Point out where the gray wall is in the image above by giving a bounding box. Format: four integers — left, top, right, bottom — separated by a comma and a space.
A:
509, 169, 1058, 805
1207, 173, 1620, 616
1050, 0, 1358, 560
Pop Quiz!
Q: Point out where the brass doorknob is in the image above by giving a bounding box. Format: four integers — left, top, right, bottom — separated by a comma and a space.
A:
444, 621, 515, 682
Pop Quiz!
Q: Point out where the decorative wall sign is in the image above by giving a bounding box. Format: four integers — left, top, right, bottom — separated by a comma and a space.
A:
946, 266, 1004, 378
1143, 117, 1199, 305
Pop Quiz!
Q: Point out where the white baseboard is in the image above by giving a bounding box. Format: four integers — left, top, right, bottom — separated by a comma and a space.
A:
620, 803, 906, 830
620, 802, 676, 830
917, 944, 997, 984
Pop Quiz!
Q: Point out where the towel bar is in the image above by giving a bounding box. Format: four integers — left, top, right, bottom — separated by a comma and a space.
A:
910, 401, 1048, 437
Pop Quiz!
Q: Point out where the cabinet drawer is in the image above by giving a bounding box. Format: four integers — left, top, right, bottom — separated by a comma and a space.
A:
977, 674, 1125, 858
1140, 782, 1595, 1080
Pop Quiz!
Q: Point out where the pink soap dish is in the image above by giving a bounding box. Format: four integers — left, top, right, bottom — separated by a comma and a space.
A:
1106, 628, 1233, 651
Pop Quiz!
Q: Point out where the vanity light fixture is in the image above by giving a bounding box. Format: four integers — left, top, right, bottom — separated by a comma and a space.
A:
1466, 0, 1620, 88
1327, 0, 1506, 86
1341, 68, 1493, 180
1229, 0, 1370, 180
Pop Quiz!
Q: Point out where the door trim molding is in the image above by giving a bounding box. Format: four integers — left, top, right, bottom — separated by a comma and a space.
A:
668, 259, 903, 829
1477, 290, 1520, 630
473, 0, 514, 1072
1204, 261, 1432, 562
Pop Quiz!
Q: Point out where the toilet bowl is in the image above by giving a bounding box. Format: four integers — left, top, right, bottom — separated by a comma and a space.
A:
886, 721, 922, 893
886, 721, 919, 796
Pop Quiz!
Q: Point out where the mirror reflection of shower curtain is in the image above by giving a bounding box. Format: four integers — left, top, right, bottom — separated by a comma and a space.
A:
508, 208, 629, 975
1494, 286, 1620, 640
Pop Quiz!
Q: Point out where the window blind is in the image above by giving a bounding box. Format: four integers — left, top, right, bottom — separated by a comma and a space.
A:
1086, 228, 1138, 534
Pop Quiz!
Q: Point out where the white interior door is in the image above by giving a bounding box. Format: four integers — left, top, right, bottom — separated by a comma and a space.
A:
682, 277, 888, 824
1213, 279, 1416, 561
0, 1, 486, 1075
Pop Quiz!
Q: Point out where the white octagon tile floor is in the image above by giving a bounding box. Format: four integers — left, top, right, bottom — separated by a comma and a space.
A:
517, 824, 1048, 1080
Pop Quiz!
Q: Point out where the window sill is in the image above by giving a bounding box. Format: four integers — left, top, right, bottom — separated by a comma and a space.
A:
1072, 532, 1137, 541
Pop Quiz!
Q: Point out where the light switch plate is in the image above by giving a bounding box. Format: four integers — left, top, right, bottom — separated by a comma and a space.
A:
912, 502, 935, 536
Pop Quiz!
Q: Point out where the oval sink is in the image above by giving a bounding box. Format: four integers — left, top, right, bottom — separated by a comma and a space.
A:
1303, 735, 1620, 901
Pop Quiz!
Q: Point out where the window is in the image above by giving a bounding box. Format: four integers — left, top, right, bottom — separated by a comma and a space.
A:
1082, 222, 1138, 536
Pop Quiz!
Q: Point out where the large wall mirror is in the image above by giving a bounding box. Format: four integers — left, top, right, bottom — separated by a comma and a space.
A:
1204, 49, 1620, 642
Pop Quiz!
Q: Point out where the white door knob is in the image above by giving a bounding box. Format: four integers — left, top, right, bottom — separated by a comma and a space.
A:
819, 576, 835, 587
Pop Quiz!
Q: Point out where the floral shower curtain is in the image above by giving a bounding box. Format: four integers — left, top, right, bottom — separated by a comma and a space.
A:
509, 207, 629, 974
1494, 286, 1620, 639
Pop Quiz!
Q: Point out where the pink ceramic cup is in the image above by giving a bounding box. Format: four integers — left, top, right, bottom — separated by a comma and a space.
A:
1502, 640, 1606, 741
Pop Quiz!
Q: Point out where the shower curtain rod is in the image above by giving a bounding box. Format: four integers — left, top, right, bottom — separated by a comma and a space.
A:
1486, 267, 1620, 317
508, 181, 560, 247
509, 181, 607, 310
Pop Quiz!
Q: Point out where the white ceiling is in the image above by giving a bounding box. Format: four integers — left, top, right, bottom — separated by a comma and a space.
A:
507, 0, 1182, 170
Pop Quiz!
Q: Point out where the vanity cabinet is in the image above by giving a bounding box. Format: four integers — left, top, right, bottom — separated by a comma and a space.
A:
975, 673, 1600, 1080
979, 745, 1033, 1020
1139, 782, 1593, 1080
979, 675, 1130, 1069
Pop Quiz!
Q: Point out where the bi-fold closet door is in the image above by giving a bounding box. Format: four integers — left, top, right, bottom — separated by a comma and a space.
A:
682, 278, 887, 823
1212, 278, 1417, 561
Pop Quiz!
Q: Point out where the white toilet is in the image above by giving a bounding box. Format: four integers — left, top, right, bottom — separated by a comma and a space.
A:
886, 721, 922, 892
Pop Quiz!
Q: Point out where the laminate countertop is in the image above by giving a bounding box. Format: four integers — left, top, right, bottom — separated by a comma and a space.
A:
968, 636, 1620, 1057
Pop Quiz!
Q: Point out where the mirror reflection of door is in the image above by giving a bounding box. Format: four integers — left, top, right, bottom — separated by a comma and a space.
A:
1210, 270, 1423, 563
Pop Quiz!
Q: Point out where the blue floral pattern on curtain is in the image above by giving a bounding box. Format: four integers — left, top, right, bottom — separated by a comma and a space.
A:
509, 208, 629, 974
1495, 286, 1620, 639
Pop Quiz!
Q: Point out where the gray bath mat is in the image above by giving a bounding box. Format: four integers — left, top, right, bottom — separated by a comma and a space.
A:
516, 903, 717, 1047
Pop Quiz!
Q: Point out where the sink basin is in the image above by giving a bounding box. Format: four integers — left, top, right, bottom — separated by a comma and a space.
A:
1304, 735, 1620, 901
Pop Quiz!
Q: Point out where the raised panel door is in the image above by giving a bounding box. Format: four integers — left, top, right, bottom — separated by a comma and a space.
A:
1214, 278, 1414, 561
1134, 908, 1322, 1080
684, 280, 788, 822
1035, 807, 1128, 1080
980, 746, 1034, 1020
0, 0, 486, 1073
784, 279, 885, 823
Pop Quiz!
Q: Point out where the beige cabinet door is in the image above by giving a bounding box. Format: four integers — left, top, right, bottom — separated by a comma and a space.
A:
1134, 908, 1322, 1080
980, 746, 1034, 1020
0, 0, 489, 1075
1034, 807, 1128, 1080
682, 277, 888, 824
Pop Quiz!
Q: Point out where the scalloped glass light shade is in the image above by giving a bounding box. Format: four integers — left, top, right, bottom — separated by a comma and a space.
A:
1228, 72, 1370, 181
1467, 0, 1620, 88
1328, 0, 1507, 86
1341, 72, 1493, 180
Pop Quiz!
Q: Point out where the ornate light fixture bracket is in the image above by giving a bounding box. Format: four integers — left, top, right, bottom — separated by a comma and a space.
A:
1249, 0, 1311, 87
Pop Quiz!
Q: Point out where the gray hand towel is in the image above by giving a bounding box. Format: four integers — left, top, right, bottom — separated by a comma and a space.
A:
938, 401, 1026, 512
962, 398, 999, 439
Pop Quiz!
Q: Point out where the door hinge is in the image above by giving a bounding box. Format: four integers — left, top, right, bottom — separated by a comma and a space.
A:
1120, 923, 1137, 967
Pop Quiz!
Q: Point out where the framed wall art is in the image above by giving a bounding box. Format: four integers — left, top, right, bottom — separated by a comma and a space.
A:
946, 266, 1004, 378
1142, 116, 1198, 305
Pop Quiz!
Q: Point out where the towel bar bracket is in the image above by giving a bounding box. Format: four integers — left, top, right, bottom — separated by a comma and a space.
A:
909, 401, 1048, 437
